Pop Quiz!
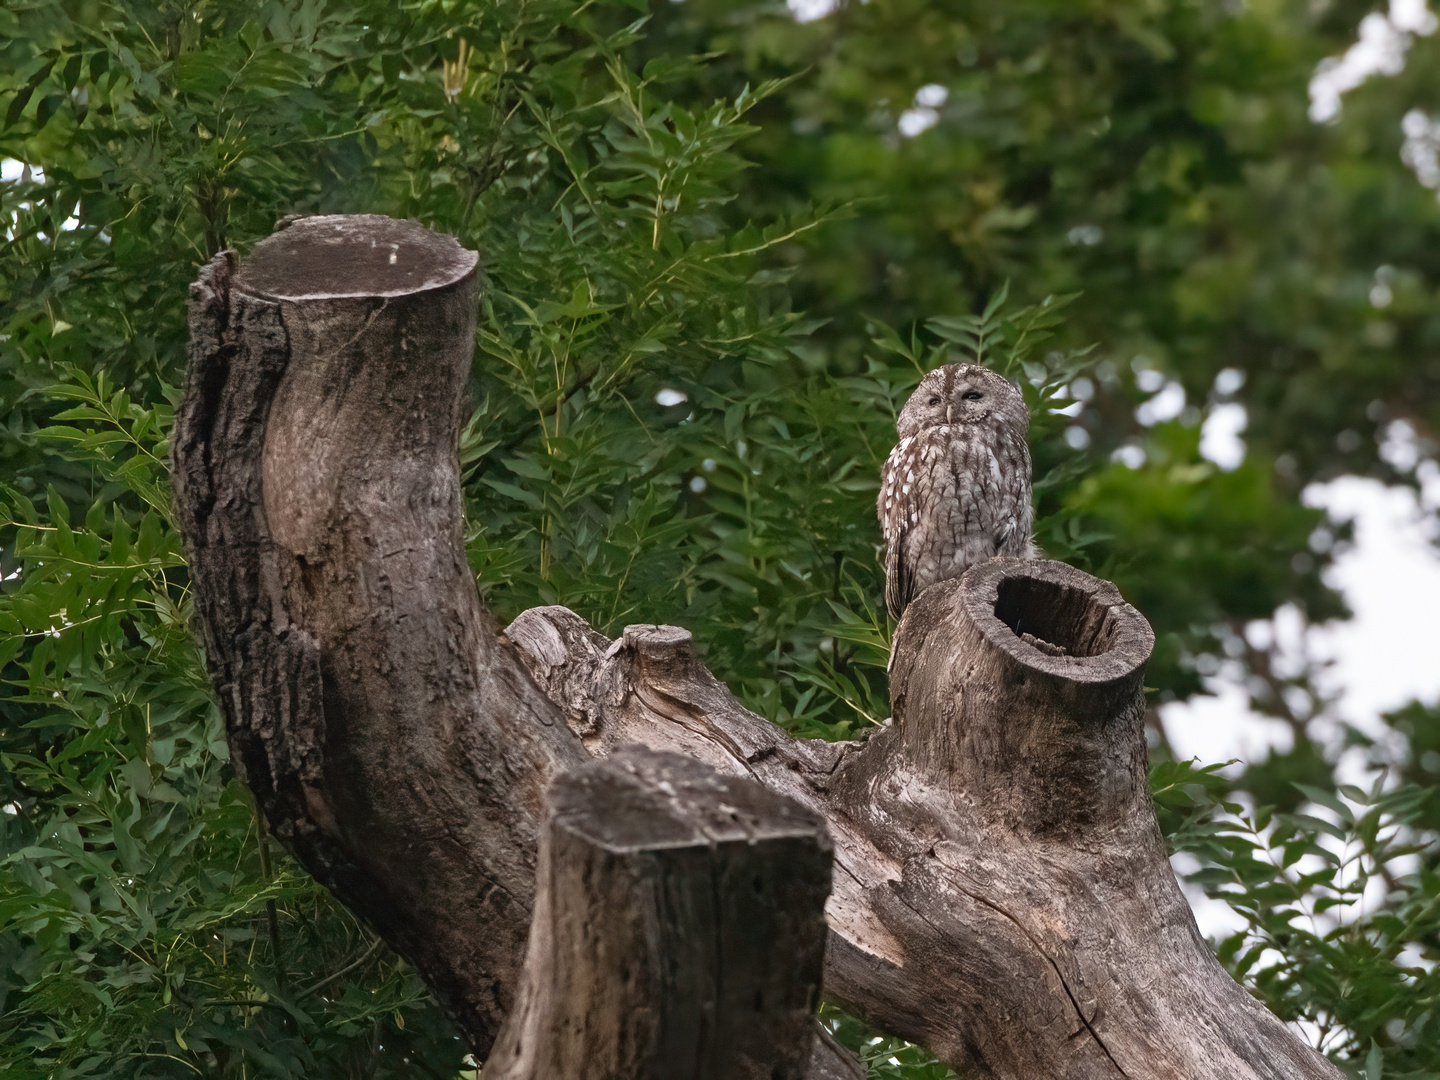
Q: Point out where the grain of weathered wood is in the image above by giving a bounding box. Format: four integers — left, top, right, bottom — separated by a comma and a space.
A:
174, 213, 1343, 1080
486, 748, 833, 1080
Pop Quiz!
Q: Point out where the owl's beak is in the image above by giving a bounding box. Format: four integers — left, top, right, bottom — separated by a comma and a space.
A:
946, 403, 953, 423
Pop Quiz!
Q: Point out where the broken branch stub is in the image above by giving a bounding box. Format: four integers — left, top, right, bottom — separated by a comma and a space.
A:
886, 557, 1154, 838
828, 560, 1341, 1077
172, 215, 586, 1054
486, 748, 834, 1080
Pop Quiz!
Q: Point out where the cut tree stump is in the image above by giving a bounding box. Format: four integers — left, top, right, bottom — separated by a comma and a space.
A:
173, 214, 1344, 1080
486, 748, 834, 1080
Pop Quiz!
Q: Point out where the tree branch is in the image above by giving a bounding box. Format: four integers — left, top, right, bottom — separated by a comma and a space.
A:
174, 214, 1342, 1079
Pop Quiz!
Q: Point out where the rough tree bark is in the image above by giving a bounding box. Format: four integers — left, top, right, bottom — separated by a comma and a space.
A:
173, 214, 1344, 1080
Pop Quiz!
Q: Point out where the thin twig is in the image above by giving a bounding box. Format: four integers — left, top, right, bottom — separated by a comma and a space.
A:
298, 935, 386, 999
254, 810, 285, 990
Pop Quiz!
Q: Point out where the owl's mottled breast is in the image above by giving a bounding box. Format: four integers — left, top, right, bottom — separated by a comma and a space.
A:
879, 365, 1033, 620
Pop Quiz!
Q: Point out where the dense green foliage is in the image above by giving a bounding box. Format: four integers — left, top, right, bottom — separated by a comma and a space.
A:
2, 0, 1438, 1077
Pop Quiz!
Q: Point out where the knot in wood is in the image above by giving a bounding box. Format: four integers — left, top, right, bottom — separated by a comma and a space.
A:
621, 623, 693, 663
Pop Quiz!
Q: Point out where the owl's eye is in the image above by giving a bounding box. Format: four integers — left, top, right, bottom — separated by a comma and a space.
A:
961, 391, 983, 401
928, 396, 942, 406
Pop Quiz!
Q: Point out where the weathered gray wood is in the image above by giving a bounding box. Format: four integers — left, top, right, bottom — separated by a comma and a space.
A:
834, 561, 1337, 1077
173, 213, 1343, 1080
172, 215, 585, 1054
504, 549, 1344, 1079
805, 1025, 868, 1080
486, 748, 833, 1080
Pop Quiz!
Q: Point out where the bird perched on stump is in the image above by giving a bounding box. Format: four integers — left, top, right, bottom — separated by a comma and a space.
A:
879, 363, 1034, 621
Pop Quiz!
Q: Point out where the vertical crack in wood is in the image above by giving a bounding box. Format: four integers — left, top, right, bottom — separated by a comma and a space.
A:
944, 888, 1128, 1077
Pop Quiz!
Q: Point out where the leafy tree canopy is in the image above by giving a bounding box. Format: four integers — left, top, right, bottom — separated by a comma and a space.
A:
1, 0, 1437, 1076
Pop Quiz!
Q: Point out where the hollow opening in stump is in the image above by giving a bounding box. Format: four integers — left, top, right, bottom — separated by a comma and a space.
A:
993, 575, 1120, 658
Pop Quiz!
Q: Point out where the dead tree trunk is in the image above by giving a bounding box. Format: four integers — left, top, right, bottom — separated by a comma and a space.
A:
172, 214, 1344, 1080
488, 747, 834, 1080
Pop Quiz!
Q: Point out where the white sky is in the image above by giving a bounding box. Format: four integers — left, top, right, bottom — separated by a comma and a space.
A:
1166, 470, 1440, 940
1165, 472, 1440, 772
1309, 0, 1437, 122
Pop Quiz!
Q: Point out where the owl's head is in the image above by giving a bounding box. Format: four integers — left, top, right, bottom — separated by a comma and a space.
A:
895, 364, 1028, 438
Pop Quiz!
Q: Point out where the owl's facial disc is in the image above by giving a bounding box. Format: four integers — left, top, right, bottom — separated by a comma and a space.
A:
897, 363, 1025, 436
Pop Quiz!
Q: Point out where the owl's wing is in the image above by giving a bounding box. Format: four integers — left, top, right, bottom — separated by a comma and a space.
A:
884, 530, 912, 622
880, 438, 919, 621
989, 435, 1035, 558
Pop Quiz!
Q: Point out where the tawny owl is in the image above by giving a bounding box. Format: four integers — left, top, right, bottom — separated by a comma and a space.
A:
879, 363, 1033, 621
